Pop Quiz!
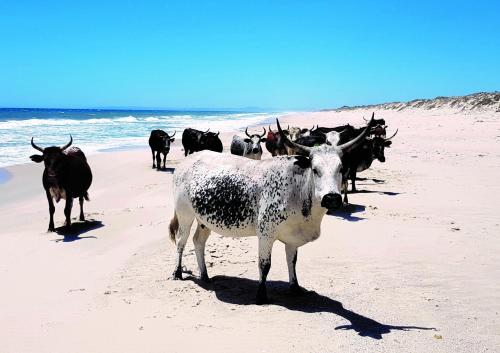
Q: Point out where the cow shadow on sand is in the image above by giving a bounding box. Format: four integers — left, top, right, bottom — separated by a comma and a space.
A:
327, 203, 366, 222
53, 219, 103, 242
356, 189, 401, 196
188, 275, 435, 339
154, 167, 175, 174
356, 177, 385, 184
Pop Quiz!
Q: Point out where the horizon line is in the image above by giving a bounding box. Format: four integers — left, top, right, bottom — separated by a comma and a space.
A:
1, 90, 497, 112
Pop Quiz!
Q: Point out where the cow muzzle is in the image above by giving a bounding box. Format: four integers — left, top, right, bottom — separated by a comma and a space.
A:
321, 193, 343, 209
252, 148, 259, 154
378, 156, 386, 162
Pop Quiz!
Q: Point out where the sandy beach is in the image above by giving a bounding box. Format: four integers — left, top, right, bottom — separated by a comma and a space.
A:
0, 107, 499, 352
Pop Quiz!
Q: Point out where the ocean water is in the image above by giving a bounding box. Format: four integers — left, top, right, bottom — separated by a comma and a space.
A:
0, 108, 281, 167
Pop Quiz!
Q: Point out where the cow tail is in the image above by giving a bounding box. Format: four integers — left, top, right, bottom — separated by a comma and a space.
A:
169, 211, 179, 244
84, 192, 90, 201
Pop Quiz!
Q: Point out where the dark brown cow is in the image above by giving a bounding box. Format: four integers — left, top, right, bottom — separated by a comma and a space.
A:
30, 135, 93, 232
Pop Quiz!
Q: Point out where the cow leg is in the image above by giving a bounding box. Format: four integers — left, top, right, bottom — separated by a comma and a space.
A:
162, 152, 167, 170
156, 150, 161, 171
79, 196, 85, 221
256, 236, 275, 304
63, 197, 73, 228
285, 244, 300, 290
193, 223, 211, 282
151, 149, 156, 168
342, 176, 349, 204
46, 189, 55, 232
172, 215, 194, 280
184, 149, 189, 157
351, 170, 357, 192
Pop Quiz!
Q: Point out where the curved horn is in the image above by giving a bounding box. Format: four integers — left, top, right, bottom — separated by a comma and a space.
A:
259, 127, 266, 138
60, 135, 73, 151
268, 125, 274, 133
204, 128, 210, 133
31, 137, 44, 152
276, 119, 311, 156
338, 113, 374, 153
216, 131, 220, 137
363, 116, 368, 122
245, 127, 251, 138
169, 130, 176, 138
384, 129, 398, 141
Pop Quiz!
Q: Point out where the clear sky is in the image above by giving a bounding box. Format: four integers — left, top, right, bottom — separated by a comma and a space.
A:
1, 0, 499, 110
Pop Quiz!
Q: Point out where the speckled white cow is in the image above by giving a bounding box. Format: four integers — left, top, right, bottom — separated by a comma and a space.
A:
169, 118, 374, 304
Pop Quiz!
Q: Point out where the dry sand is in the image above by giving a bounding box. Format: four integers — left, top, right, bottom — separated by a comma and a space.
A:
0, 108, 499, 352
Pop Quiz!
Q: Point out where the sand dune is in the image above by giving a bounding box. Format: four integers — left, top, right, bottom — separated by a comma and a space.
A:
329, 91, 500, 113
0, 107, 499, 352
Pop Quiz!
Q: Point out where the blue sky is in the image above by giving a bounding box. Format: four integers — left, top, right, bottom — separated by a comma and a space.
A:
0, 0, 499, 110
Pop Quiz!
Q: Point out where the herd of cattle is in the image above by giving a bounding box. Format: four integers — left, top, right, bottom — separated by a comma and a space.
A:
30, 113, 397, 304
149, 113, 397, 203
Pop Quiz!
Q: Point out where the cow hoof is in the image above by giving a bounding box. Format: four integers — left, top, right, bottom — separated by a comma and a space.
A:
171, 269, 183, 280
47, 228, 55, 233
152, 165, 155, 169
200, 273, 210, 283
79, 216, 85, 222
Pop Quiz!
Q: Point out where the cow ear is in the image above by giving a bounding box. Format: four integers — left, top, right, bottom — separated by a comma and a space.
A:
300, 128, 308, 133
170, 138, 175, 142
294, 155, 311, 169
244, 138, 251, 143
260, 138, 267, 143
384, 140, 392, 147
30, 154, 44, 163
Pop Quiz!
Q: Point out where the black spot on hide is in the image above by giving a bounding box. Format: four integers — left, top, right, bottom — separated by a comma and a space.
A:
302, 194, 312, 217
191, 175, 256, 229
294, 155, 311, 169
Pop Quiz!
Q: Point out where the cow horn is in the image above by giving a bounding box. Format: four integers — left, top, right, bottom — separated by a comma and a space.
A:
31, 137, 44, 152
60, 135, 73, 151
169, 130, 176, 138
338, 113, 375, 153
268, 125, 274, 133
384, 129, 398, 141
216, 131, 220, 137
245, 127, 252, 138
204, 128, 210, 133
259, 127, 266, 138
276, 119, 311, 156
363, 116, 368, 123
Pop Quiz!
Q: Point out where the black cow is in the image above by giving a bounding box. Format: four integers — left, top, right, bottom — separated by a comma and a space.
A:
294, 134, 327, 148
30, 136, 93, 232
149, 129, 176, 170
340, 124, 398, 203
364, 116, 386, 127
311, 124, 355, 136
182, 128, 223, 156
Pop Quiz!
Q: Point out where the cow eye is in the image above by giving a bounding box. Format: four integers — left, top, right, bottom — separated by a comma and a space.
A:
313, 168, 320, 176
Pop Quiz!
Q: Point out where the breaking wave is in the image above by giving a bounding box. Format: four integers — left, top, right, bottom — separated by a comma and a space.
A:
0, 110, 287, 167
